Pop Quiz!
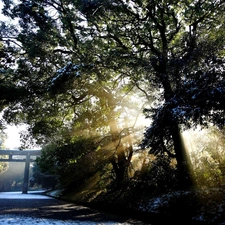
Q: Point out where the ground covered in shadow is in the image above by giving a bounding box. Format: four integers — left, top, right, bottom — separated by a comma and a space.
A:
0, 192, 145, 224
47, 186, 225, 225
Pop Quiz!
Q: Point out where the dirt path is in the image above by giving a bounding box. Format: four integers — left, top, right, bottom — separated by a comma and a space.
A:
0, 192, 147, 224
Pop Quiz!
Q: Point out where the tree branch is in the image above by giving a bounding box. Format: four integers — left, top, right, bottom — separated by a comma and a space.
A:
53, 49, 74, 54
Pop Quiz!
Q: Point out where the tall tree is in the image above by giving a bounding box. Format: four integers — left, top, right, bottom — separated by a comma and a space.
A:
1, 0, 225, 188
0, 0, 149, 182
76, 0, 225, 187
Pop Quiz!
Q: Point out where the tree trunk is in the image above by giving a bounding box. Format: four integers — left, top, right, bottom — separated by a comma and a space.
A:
158, 61, 193, 188
171, 122, 193, 189
109, 119, 133, 185
111, 146, 129, 183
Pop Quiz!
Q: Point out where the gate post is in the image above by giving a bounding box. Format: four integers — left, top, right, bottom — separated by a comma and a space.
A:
22, 153, 30, 194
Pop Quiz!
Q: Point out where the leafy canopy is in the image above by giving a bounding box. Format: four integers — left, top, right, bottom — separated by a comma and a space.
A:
0, 0, 224, 158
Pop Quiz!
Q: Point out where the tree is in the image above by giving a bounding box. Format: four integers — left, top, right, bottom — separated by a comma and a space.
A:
138, 0, 225, 187
83, 0, 225, 187
1, 0, 225, 189
186, 128, 225, 188
1, 0, 149, 184
77, 0, 225, 187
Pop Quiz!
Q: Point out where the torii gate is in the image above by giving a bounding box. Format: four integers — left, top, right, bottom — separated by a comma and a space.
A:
0, 150, 41, 194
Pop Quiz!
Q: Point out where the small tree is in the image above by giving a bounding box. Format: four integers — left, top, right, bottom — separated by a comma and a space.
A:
188, 128, 225, 188
36, 136, 111, 191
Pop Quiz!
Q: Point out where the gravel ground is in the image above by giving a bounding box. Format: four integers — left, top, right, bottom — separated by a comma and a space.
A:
0, 192, 147, 225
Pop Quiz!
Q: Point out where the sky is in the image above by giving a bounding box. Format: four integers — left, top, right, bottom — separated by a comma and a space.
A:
0, 2, 7, 22
0, 2, 24, 150
4, 125, 26, 149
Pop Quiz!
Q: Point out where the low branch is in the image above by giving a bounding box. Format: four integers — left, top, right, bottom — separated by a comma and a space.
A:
53, 49, 74, 54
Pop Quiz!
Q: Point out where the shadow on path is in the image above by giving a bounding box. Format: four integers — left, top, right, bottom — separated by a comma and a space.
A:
0, 192, 145, 224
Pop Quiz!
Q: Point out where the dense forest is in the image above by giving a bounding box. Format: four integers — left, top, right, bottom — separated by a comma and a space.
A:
0, 0, 225, 223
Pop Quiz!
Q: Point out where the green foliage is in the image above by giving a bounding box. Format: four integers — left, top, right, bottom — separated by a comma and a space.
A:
190, 128, 225, 188
32, 163, 57, 190
1, 0, 225, 192
133, 155, 179, 195
36, 136, 113, 191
